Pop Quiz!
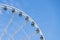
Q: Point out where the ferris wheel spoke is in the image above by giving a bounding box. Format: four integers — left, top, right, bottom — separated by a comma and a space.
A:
12, 21, 27, 36
27, 32, 37, 40
28, 32, 37, 40
0, 14, 14, 39
7, 37, 15, 40
21, 29, 29, 40
21, 32, 36, 40
7, 20, 27, 40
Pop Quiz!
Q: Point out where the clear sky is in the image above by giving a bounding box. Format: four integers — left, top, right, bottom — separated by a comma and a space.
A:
0, 0, 60, 40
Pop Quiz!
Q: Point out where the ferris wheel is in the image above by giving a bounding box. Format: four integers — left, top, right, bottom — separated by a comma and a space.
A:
0, 3, 45, 40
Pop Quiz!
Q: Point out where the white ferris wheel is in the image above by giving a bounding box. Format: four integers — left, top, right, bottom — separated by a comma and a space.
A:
0, 3, 45, 40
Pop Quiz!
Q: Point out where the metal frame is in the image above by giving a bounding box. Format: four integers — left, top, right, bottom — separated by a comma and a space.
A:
0, 3, 45, 40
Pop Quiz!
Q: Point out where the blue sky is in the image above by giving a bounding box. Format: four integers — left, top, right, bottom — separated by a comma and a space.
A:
0, 0, 60, 40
